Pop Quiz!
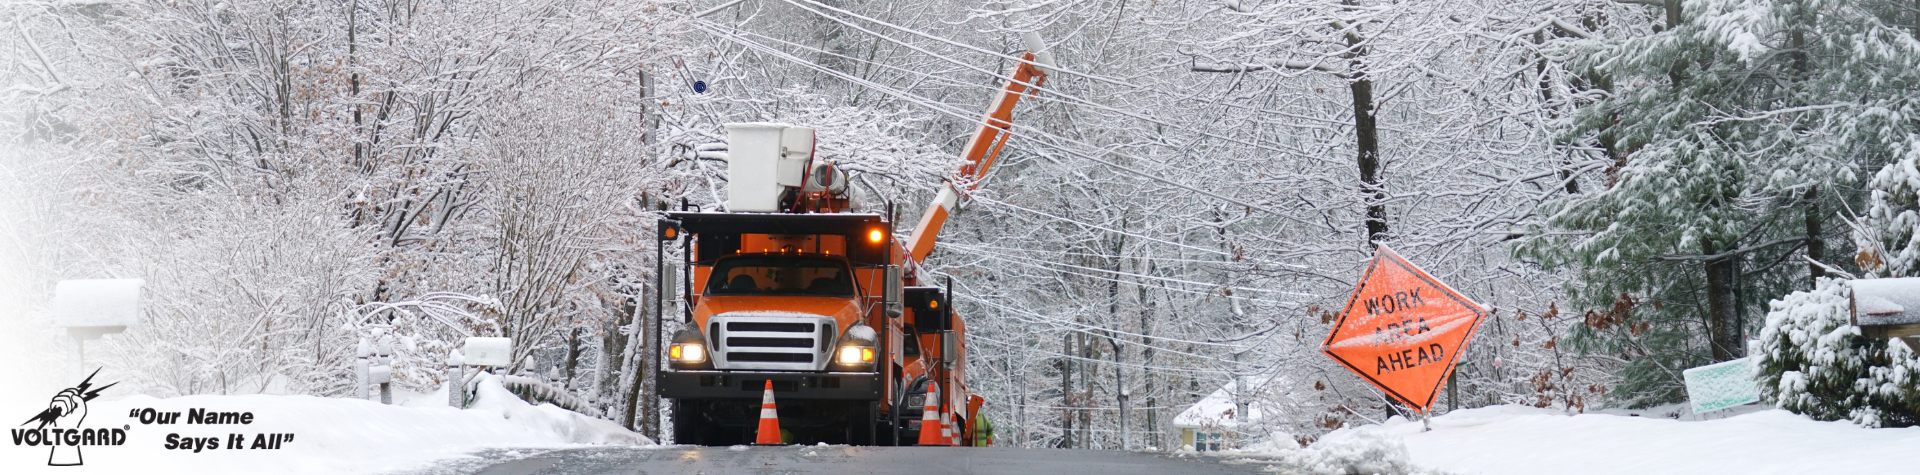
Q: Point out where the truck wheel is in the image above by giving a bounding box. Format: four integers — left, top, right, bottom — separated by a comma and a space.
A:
671, 400, 702, 445
878, 416, 897, 446
848, 401, 876, 446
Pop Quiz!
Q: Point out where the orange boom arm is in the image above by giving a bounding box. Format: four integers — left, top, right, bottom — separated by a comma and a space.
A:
906, 50, 1050, 263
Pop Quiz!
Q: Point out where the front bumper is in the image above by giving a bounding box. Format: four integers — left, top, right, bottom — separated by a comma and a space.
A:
659, 370, 883, 400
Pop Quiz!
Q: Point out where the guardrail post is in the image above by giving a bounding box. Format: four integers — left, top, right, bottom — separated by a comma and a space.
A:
355, 338, 371, 400
374, 331, 395, 404
447, 349, 467, 408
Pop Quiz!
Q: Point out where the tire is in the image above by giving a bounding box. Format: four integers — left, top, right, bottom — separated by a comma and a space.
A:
671, 399, 701, 445
879, 415, 898, 446
848, 401, 877, 446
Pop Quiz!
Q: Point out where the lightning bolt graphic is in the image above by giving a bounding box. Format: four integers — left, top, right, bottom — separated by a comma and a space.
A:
23, 407, 60, 429
21, 368, 117, 429
76, 368, 118, 402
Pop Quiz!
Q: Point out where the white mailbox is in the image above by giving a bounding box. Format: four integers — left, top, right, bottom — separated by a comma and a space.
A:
56, 279, 144, 339
463, 337, 514, 367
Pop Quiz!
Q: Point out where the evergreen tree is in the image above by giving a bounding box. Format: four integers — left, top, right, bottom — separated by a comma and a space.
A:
1521, 0, 1920, 406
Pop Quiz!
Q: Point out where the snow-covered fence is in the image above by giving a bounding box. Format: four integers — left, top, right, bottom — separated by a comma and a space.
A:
500, 375, 604, 418
356, 330, 396, 404
447, 350, 470, 408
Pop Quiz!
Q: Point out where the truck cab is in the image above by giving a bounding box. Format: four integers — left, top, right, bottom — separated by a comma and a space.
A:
656, 210, 963, 446
652, 34, 1048, 444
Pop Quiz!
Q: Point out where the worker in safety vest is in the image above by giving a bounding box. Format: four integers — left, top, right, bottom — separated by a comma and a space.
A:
973, 415, 994, 447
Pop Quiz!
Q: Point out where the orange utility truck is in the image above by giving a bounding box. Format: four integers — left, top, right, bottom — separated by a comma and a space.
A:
654, 36, 1054, 446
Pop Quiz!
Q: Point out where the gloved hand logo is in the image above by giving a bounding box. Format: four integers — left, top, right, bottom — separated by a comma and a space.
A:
19, 368, 117, 466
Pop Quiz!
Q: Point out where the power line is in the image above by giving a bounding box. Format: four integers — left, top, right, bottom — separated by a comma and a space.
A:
693, 14, 1318, 227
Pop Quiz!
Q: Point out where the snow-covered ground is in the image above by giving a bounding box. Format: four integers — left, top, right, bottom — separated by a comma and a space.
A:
1228, 405, 1920, 475
2, 374, 650, 475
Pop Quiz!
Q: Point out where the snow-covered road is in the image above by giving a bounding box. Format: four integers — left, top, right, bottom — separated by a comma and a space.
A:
403, 445, 1284, 475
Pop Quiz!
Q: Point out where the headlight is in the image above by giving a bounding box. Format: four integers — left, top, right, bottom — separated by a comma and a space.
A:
671, 343, 706, 363
837, 346, 874, 365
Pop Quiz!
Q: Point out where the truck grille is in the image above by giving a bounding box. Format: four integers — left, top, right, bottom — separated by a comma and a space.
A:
727, 353, 814, 363
708, 313, 837, 371
728, 322, 814, 333
726, 337, 814, 348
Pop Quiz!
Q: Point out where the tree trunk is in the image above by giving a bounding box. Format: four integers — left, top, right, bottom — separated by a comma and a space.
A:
1059, 333, 1074, 448
619, 296, 642, 430
1664, 0, 1682, 30
1140, 273, 1158, 449
563, 327, 581, 387
1116, 355, 1128, 450
1792, 23, 1824, 284
1351, 49, 1386, 245
1702, 242, 1742, 361
639, 295, 658, 439
1536, 31, 1579, 195
1079, 332, 1093, 448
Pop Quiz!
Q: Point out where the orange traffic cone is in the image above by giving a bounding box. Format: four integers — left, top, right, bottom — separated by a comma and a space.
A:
947, 410, 959, 446
952, 409, 967, 448
916, 382, 949, 446
754, 380, 784, 445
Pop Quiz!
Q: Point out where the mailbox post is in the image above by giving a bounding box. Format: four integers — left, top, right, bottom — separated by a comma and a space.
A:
448, 337, 512, 409
54, 279, 144, 378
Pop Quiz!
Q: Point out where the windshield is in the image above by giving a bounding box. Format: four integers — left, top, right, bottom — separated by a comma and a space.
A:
704, 256, 857, 297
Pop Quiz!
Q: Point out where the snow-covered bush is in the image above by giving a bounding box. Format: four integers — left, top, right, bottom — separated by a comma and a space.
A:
1755, 278, 1920, 427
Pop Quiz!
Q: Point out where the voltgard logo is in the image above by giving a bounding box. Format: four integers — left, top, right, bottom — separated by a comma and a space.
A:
11, 368, 127, 466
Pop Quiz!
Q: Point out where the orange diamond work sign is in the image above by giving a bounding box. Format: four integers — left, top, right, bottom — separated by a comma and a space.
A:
1322, 245, 1486, 412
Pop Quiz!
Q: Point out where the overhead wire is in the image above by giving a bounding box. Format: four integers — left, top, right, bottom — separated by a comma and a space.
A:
693, 12, 1316, 227
969, 332, 1238, 375
687, 13, 1342, 378
947, 287, 1285, 355
944, 244, 1309, 306
776, 0, 1355, 182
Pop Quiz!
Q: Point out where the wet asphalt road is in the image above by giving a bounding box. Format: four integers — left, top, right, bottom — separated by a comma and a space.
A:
421, 445, 1294, 475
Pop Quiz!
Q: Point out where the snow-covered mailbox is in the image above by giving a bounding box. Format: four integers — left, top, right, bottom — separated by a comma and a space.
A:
55, 279, 144, 372
1174, 376, 1279, 452
1851, 277, 1920, 352
446, 337, 512, 408
463, 337, 513, 366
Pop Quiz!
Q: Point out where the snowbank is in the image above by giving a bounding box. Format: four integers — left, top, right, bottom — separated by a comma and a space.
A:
2, 373, 649, 475
1225, 405, 1920, 475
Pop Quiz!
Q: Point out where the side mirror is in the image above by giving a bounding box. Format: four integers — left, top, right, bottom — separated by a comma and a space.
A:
883, 265, 903, 318
941, 331, 957, 365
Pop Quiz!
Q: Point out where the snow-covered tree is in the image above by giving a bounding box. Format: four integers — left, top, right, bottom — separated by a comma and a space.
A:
1523, 0, 1920, 406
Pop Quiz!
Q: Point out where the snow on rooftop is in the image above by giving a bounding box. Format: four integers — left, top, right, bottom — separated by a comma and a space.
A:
1174, 374, 1286, 429
1852, 277, 1920, 325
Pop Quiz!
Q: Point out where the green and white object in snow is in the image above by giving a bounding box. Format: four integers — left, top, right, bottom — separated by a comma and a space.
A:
1683, 357, 1759, 414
